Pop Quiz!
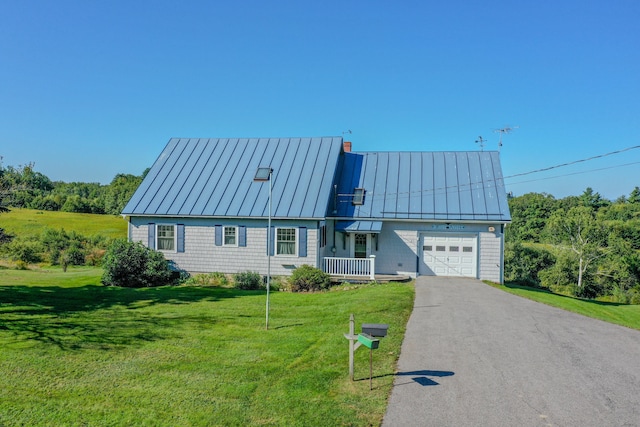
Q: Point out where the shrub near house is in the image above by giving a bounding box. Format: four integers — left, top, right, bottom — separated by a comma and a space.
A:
289, 265, 331, 292
101, 240, 173, 287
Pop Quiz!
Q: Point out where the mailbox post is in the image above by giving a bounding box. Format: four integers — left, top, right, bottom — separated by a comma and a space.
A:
357, 333, 379, 390
344, 314, 389, 390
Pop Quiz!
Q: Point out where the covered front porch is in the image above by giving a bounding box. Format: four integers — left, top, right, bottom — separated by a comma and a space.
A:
322, 255, 412, 282
323, 255, 377, 279
323, 220, 386, 280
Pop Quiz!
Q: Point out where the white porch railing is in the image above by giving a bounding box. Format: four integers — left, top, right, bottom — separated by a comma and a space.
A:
323, 255, 376, 280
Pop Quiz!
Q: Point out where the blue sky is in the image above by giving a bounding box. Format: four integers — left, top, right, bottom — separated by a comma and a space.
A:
1, 0, 638, 200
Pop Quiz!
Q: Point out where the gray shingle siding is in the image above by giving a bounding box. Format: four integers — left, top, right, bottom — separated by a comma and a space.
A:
130, 217, 318, 275
479, 231, 503, 283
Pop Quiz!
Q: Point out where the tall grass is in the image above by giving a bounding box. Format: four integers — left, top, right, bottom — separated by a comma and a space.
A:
1, 208, 127, 239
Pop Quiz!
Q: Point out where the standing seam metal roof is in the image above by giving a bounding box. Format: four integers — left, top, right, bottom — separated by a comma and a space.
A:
333, 151, 511, 221
122, 137, 344, 219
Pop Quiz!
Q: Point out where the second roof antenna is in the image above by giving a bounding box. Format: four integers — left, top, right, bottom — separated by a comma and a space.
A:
494, 126, 519, 150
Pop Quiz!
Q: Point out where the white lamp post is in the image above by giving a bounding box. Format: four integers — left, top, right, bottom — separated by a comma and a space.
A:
254, 167, 272, 330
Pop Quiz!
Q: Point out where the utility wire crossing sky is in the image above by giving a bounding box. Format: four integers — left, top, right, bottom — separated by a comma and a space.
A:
0, 1, 638, 200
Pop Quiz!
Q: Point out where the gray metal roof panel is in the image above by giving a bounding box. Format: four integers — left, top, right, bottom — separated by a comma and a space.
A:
122, 137, 344, 219
334, 151, 511, 222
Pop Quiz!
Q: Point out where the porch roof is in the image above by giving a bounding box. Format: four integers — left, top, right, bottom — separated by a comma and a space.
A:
335, 220, 383, 233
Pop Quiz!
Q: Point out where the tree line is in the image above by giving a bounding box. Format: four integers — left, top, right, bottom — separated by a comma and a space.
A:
0, 160, 147, 215
505, 187, 640, 303
2, 160, 640, 302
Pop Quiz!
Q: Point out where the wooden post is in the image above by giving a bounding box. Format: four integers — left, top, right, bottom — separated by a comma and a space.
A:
369, 348, 373, 390
369, 255, 376, 280
349, 313, 355, 380
344, 314, 363, 381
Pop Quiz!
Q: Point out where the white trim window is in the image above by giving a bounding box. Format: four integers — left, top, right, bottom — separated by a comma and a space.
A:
224, 226, 238, 246
276, 227, 297, 256
157, 224, 176, 251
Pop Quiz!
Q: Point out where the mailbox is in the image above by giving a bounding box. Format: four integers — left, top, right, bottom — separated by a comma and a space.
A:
362, 323, 389, 338
357, 333, 380, 350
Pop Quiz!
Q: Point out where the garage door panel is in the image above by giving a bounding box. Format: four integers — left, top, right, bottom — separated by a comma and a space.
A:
420, 233, 477, 278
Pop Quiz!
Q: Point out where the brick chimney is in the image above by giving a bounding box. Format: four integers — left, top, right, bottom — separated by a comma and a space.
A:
343, 141, 352, 152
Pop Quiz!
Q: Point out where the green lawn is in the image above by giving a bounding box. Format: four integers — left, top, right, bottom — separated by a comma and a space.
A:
0, 267, 415, 426
490, 282, 640, 330
1, 208, 127, 239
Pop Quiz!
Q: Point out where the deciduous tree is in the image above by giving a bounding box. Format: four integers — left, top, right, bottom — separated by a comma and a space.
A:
546, 206, 609, 288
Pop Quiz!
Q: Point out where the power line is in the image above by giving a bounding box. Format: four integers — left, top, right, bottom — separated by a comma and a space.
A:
504, 145, 640, 180
335, 144, 640, 204
506, 160, 640, 187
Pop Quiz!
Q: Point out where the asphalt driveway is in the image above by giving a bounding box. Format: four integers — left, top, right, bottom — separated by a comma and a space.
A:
383, 277, 640, 427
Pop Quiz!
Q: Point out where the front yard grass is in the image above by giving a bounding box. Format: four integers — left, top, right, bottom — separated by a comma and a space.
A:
0, 267, 414, 426
490, 281, 640, 331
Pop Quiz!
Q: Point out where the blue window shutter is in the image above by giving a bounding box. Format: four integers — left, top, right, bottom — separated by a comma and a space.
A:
215, 225, 222, 246
148, 223, 155, 249
269, 226, 275, 256
299, 227, 307, 257
177, 224, 185, 253
239, 226, 246, 247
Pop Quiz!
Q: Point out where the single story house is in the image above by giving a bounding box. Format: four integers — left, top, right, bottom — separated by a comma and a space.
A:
122, 136, 511, 282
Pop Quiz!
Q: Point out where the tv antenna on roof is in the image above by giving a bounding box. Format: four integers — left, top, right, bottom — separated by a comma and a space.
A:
494, 126, 519, 150
475, 136, 486, 151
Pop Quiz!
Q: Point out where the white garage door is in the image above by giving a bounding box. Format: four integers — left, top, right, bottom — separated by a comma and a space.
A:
420, 234, 477, 277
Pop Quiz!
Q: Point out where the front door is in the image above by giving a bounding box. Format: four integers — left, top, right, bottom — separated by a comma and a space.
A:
353, 233, 370, 258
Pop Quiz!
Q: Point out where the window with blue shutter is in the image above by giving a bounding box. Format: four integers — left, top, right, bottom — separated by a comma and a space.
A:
269, 226, 275, 256
177, 224, 185, 253
298, 227, 307, 257
215, 225, 222, 246
239, 226, 246, 247
148, 223, 155, 249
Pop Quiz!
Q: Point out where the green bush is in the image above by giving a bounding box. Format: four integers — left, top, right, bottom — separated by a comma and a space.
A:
102, 240, 173, 287
504, 242, 555, 287
268, 276, 284, 291
85, 248, 106, 266
0, 227, 13, 244
66, 245, 86, 265
2, 239, 42, 264
233, 271, 263, 290
289, 265, 331, 292
41, 228, 90, 266
539, 251, 579, 295
14, 260, 29, 270
184, 272, 230, 287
